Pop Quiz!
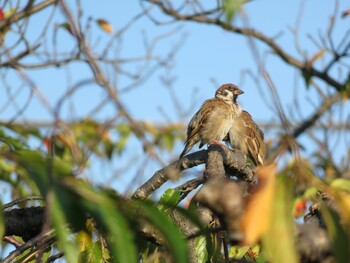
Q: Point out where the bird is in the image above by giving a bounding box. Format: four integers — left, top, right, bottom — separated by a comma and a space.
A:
227, 108, 266, 166
178, 83, 244, 167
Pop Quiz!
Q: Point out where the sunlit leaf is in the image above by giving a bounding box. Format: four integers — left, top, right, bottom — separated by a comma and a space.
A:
80, 240, 105, 263
4, 8, 16, 18
162, 132, 175, 151
157, 188, 181, 214
241, 164, 276, 245
223, 0, 246, 23
96, 19, 113, 34
195, 236, 208, 263
302, 186, 319, 199
229, 245, 250, 259
0, 8, 16, 45
247, 244, 264, 263
330, 178, 350, 193
262, 175, 298, 263
143, 121, 157, 136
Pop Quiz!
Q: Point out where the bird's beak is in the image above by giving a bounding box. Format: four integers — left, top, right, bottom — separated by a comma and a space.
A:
235, 89, 244, 95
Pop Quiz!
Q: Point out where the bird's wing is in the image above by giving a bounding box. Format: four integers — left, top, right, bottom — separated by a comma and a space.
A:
185, 98, 214, 145
241, 110, 266, 165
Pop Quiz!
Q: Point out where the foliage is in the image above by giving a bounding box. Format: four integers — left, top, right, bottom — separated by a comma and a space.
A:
1, 0, 350, 262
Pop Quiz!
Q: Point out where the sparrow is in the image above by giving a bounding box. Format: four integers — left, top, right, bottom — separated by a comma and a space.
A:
227, 109, 266, 166
178, 83, 244, 166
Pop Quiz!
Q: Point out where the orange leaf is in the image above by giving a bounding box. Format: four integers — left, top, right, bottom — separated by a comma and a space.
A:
293, 198, 307, 218
240, 163, 276, 245
43, 137, 52, 152
96, 19, 113, 34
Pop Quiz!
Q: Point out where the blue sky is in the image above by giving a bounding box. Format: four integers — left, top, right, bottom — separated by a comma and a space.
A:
1, 0, 350, 195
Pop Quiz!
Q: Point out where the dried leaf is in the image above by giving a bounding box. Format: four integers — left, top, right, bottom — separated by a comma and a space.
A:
341, 8, 350, 18
306, 48, 326, 68
240, 163, 276, 245
96, 19, 113, 34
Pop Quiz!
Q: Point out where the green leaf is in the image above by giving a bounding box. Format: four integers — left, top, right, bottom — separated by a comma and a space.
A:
320, 200, 350, 263
302, 186, 318, 199
3, 123, 41, 139
51, 190, 80, 263
137, 201, 188, 262
115, 124, 131, 155
229, 245, 250, 259
81, 241, 105, 263
162, 132, 175, 151
262, 176, 298, 263
223, 0, 246, 23
157, 188, 181, 214
302, 69, 312, 88
0, 200, 4, 239
14, 150, 73, 196
103, 139, 114, 160
0, 134, 27, 150
59, 22, 74, 35
330, 178, 350, 193
195, 236, 208, 263
70, 181, 137, 263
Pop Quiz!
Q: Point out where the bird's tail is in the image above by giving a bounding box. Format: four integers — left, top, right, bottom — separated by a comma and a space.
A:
177, 143, 190, 168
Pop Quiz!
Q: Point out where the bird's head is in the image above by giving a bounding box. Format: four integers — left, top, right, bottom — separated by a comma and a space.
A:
215, 83, 244, 103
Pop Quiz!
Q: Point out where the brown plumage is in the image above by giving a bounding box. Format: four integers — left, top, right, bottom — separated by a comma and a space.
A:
228, 109, 266, 166
178, 84, 244, 165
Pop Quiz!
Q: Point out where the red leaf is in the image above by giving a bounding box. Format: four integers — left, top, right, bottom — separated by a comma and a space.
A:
0, 8, 4, 20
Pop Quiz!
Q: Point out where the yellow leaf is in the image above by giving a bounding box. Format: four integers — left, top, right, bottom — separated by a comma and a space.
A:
76, 230, 92, 251
96, 19, 113, 34
143, 121, 157, 136
4, 8, 17, 18
240, 163, 276, 245
328, 189, 350, 234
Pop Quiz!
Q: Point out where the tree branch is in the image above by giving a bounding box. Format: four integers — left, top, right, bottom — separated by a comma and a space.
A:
147, 0, 345, 92
0, 0, 58, 30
